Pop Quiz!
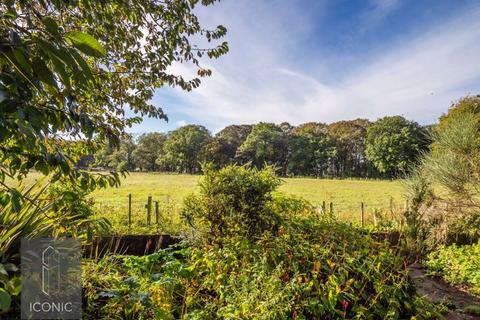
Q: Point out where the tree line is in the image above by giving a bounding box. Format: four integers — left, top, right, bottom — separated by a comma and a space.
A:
91, 115, 432, 178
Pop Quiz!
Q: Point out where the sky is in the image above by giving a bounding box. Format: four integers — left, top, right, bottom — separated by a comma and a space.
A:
129, 0, 480, 134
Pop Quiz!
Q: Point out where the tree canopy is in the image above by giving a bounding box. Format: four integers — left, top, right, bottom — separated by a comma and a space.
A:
157, 124, 211, 174
91, 115, 435, 179
287, 122, 332, 176
237, 122, 288, 173
365, 116, 430, 177
438, 95, 480, 129
327, 119, 370, 177
0, 0, 228, 191
200, 124, 252, 168
133, 132, 166, 172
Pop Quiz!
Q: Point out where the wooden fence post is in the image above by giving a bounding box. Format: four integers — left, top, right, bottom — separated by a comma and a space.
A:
128, 194, 132, 228
145, 196, 152, 226
322, 201, 326, 213
155, 201, 159, 224
329, 202, 333, 214
390, 197, 394, 214
361, 202, 365, 228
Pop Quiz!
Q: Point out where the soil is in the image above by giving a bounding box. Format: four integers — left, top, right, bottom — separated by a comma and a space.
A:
409, 263, 480, 320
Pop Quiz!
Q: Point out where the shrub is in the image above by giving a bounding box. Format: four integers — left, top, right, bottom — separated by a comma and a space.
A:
181, 164, 282, 242
84, 218, 440, 319
425, 242, 480, 296
46, 180, 111, 240
405, 113, 480, 247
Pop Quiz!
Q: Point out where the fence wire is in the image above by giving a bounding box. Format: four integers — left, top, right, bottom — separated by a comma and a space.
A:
93, 194, 407, 232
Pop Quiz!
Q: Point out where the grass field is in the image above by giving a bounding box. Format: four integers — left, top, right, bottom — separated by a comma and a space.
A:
12, 172, 406, 234
90, 173, 406, 234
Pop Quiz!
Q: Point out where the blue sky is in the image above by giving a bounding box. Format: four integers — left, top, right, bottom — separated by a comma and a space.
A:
129, 0, 480, 134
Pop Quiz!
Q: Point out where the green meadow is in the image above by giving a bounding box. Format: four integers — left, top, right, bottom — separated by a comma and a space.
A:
92, 173, 405, 234
13, 172, 405, 234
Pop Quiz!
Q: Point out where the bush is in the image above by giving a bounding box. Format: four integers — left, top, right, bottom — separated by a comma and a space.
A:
83, 217, 440, 319
405, 113, 480, 247
425, 242, 480, 296
46, 180, 111, 240
181, 164, 282, 242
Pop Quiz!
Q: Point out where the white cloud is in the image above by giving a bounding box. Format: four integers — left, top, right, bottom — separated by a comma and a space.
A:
160, 1, 480, 132
175, 120, 187, 128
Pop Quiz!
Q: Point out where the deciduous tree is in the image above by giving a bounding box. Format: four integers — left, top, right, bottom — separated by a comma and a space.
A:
237, 123, 288, 172
287, 122, 332, 176
365, 116, 429, 177
157, 125, 211, 173
0, 0, 228, 193
327, 119, 370, 177
201, 124, 252, 167
133, 132, 166, 171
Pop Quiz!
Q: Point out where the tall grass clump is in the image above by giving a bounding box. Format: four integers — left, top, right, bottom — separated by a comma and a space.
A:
405, 113, 480, 248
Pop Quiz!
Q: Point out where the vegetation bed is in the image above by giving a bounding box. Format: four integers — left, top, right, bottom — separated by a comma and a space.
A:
83, 218, 437, 319
425, 242, 480, 296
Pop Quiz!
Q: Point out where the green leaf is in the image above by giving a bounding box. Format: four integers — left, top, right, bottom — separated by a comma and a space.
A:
8, 189, 21, 213
12, 49, 32, 77
42, 17, 60, 38
32, 57, 57, 88
50, 55, 70, 90
65, 31, 106, 58
6, 276, 21, 296
0, 264, 7, 276
0, 288, 11, 312
2, 264, 18, 272
70, 49, 94, 81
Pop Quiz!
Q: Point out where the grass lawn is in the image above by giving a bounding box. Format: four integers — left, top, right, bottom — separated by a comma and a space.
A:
12, 172, 406, 234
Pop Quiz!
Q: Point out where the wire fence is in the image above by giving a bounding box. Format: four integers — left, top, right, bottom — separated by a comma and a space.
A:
94, 194, 408, 233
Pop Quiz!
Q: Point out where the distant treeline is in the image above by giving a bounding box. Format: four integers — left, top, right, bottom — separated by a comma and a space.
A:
88, 115, 432, 178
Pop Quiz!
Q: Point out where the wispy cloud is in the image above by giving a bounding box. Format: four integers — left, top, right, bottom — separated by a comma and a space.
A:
359, 0, 400, 31
150, 1, 480, 133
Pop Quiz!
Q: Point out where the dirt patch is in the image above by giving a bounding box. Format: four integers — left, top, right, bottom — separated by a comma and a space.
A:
409, 263, 480, 320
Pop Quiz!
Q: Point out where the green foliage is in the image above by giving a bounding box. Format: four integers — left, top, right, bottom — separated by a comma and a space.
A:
0, 177, 110, 257
157, 125, 211, 174
0, 179, 53, 256
365, 116, 430, 177
438, 95, 480, 129
0, 263, 20, 314
425, 242, 480, 296
46, 180, 111, 240
200, 125, 252, 168
237, 123, 288, 172
83, 248, 192, 319
424, 113, 480, 197
405, 112, 480, 247
181, 164, 282, 241
95, 133, 137, 171
0, 0, 227, 198
132, 133, 167, 171
327, 119, 372, 177
83, 218, 440, 319
287, 122, 333, 176
465, 305, 480, 316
